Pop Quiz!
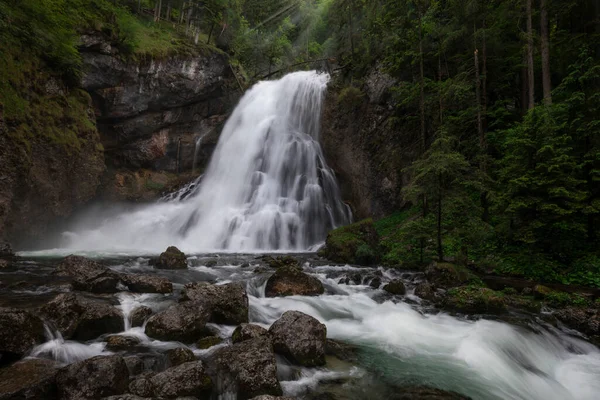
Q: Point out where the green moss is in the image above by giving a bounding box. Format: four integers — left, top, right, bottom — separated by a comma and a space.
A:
145, 180, 166, 191
446, 286, 507, 314
323, 219, 379, 265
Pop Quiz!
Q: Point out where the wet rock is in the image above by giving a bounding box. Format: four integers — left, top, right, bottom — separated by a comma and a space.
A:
0, 358, 60, 399
181, 282, 249, 324
155, 246, 188, 269
106, 335, 141, 351
414, 282, 435, 300
392, 386, 471, 399
265, 266, 324, 297
120, 274, 172, 294
250, 396, 295, 400
128, 372, 155, 397
56, 355, 129, 400
166, 347, 196, 366
40, 293, 124, 341
130, 306, 153, 327
269, 311, 326, 367
54, 255, 121, 293
0, 259, 9, 269
0, 242, 14, 258
555, 307, 600, 337
425, 262, 475, 289
145, 301, 211, 343
383, 279, 406, 295
368, 276, 382, 289
443, 287, 507, 314
211, 337, 282, 399
325, 339, 358, 362
102, 395, 149, 400
0, 308, 45, 363
152, 361, 212, 398
232, 323, 268, 344
124, 356, 145, 376
196, 336, 223, 349
263, 256, 299, 269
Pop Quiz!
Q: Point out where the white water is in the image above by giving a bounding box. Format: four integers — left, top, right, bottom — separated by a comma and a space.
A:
52, 71, 350, 254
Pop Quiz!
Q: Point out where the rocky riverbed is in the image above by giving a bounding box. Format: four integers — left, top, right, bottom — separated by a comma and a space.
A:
0, 250, 599, 400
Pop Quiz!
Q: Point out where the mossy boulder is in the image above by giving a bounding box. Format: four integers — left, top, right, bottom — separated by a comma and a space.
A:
321, 219, 379, 265
443, 286, 507, 314
383, 279, 406, 295
155, 246, 187, 270
425, 262, 480, 289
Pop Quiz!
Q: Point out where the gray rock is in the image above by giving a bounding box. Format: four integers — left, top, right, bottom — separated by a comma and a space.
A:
414, 282, 435, 300
0, 358, 60, 399
106, 335, 141, 351
265, 266, 324, 297
249, 396, 295, 400
383, 280, 406, 295
269, 311, 326, 367
0, 308, 45, 362
152, 361, 212, 398
40, 293, 124, 341
129, 306, 153, 327
212, 337, 282, 399
181, 282, 249, 324
124, 356, 145, 376
145, 302, 211, 342
120, 274, 172, 294
102, 395, 149, 400
155, 246, 188, 269
196, 336, 223, 349
165, 347, 196, 367
129, 372, 155, 398
56, 355, 129, 400
232, 323, 268, 344
54, 255, 121, 293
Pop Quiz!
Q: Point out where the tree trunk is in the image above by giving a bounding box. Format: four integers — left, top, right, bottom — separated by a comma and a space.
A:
138, 0, 142, 13
179, 1, 186, 24
521, 50, 528, 113
418, 8, 426, 152
348, 0, 355, 55
475, 48, 484, 149
166, 1, 172, 21
438, 49, 443, 124
482, 17, 488, 130
540, 0, 552, 105
437, 175, 443, 262
207, 22, 215, 44
526, 0, 535, 109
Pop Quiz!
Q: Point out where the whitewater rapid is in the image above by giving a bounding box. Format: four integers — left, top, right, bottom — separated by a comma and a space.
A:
51, 71, 350, 254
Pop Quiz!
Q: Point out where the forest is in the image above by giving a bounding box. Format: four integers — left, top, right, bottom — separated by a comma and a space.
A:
1, 0, 599, 286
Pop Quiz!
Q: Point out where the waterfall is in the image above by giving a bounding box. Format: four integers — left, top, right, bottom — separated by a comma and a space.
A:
192, 133, 207, 175
61, 71, 351, 253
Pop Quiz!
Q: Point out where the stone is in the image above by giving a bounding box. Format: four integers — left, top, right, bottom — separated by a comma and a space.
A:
54, 255, 121, 293
265, 266, 324, 297
211, 337, 282, 399
555, 307, 600, 337
0, 358, 60, 399
152, 361, 212, 398
369, 276, 382, 289
130, 306, 153, 327
383, 280, 406, 295
196, 336, 223, 349
263, 256, 299, 269
414, 282, 435, 300
232, 324, 268, 344
165, 347, 196, 366
124, 356, 145, 376
325, 339, 358, 362
145, 302, 211, 342
0, 242, 14, 258
250, 396, 295, 400
181, 282, 249, 325
106, 335, 141, 351
0, 308, 45, 363
120, 274, 172, 294
102, 396, 149, 400
128, 372, 155, 397
40, 293, 124, 341
268, 311, 327, 367
155, 246, 188, 269
56, 355, 129, 400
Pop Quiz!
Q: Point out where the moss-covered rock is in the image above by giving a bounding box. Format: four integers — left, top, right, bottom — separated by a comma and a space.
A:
383, 279, 406, 295
425, 262, 481, 289
321, 219, 379, 265
443, 286, 507, 314
532, 285, 553, 299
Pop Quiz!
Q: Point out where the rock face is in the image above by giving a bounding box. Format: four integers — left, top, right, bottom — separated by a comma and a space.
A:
56, 355, 129, 400
145, 302, 211, 342
181, 282, 249, 324
40, 293, 124, 340
268, 311, 327, 367
155, 246, 188, 270
0, 358, 60, 399
212, 337, 282, 399
232, 324, 269, 344
0, 308, 45, 362
265, 266, 324, 297
55, 255, 121, 293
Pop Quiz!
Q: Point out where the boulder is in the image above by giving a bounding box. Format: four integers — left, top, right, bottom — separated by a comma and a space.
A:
152, 361, 212, 398
443, 287, 507, 314
265, 266, 324, 297
165, 347, 196, 366
414, 282, 435, 300
268, 311, 326, 367
232, 324, 268, 344
196, 336, 223, 349
120, 274, 172, 294
0, 358, 60, 399
383, 280, 406, 295
106, 335, 141, 351
0, 308, 45, 363
181, 282, 249, 324
56, 355, 129, 400
54, 255, 120, 293
40, 293, 124, 341
212, 337, 282, 399
368, 276, 382, 289
129, 306, 153, 327
124, 356, 145, 376
145, 302, 211, 342
128, 372, 155, 397
155, 246, 188, 270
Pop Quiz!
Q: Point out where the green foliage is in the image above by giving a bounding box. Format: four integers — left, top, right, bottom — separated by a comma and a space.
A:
323, 218, 379, 265
337, 86, 364, 109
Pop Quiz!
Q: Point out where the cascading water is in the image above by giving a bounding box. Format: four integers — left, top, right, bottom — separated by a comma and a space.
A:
60, 71, 351, 253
